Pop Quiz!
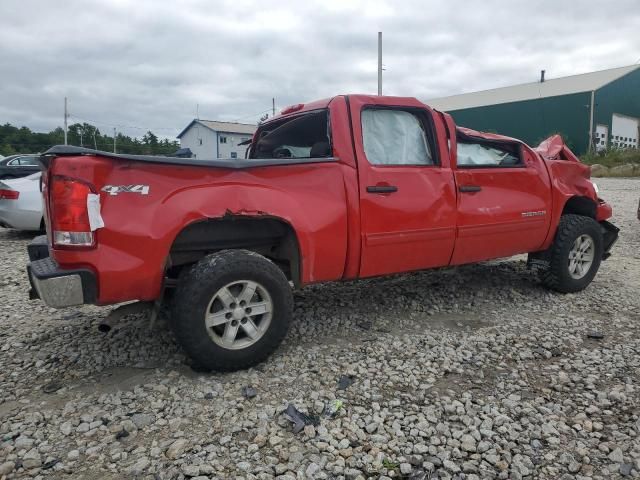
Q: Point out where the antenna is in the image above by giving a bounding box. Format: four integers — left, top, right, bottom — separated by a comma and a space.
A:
64, 97, 69, 145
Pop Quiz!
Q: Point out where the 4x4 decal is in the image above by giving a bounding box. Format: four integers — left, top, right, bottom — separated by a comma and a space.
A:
102, 185, 150, 196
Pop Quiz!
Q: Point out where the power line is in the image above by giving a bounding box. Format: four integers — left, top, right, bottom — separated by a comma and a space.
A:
68, 114, 179, 132
232, 106, 278, 122
67, 105, 276, 132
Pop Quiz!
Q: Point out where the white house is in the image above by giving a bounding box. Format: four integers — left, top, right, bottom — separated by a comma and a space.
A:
177, 120, 257, 159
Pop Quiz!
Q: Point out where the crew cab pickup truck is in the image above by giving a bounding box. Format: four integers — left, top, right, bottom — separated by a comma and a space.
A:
27, 95, 619, 371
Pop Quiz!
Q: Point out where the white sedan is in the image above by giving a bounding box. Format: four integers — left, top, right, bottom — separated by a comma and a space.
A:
0, 172, 43, 231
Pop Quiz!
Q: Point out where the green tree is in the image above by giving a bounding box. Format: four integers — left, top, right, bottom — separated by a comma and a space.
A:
0, 122, 179, 156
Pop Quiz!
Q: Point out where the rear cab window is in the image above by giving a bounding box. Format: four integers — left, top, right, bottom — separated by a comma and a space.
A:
250, 110, 331, 159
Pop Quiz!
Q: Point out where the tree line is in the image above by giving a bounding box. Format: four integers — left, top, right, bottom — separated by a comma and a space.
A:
0, 122, 180, 156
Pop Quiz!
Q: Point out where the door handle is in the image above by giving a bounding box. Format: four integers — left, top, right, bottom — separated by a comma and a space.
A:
459, 185, 482, 193
367, 185, 398, 194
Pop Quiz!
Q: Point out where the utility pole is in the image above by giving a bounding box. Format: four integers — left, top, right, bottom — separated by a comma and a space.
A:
113, 127, 116, 153
377, 32, 382, 96
588, 90, 595, 153
272, 98, 275, 117
93, 131, 97, 150
64, 97, 69, 145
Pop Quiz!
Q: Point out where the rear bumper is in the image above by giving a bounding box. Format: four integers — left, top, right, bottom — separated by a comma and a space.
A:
27, 236, 97, 308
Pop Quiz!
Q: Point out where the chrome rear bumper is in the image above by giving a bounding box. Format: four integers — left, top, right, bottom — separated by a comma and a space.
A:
26, 236, 97, 308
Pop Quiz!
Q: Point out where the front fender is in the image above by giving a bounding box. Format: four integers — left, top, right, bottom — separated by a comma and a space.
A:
541, 159, 601, 250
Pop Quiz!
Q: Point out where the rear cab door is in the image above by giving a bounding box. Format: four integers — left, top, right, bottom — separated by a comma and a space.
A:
450, 127, 553, 265
348, 95, 457, 277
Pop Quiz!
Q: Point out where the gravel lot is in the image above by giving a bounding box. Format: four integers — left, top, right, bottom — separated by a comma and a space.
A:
1, 178, 639, 480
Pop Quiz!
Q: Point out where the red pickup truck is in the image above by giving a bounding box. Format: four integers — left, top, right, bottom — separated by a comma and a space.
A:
27, 95, 619, 371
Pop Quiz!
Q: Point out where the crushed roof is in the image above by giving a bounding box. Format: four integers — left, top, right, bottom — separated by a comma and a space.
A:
425, 65, 640, 112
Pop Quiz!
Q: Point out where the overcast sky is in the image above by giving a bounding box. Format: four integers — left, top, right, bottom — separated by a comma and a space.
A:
1, 0, 639, 138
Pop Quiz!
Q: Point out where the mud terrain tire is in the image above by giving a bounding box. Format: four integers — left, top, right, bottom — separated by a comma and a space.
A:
540, 214, 603, 293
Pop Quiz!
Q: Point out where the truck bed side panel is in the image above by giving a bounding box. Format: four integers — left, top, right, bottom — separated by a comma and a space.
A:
49, 156, 349, 304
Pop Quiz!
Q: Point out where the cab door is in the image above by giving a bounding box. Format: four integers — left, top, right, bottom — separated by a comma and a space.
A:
349, 96, 457, 278
450, 133, 552, 265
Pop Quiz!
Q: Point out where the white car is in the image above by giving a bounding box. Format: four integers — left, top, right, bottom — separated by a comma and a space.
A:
0, 172, 43, 231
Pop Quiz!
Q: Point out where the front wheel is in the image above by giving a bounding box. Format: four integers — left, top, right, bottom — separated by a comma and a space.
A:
540, 214, 603, 293
171, 250, 293, 371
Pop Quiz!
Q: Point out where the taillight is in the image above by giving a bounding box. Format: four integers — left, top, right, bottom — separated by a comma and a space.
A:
50, 176, 95, 247
0, 189, 19, 200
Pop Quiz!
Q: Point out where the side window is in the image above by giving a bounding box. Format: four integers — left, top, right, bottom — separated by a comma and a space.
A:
7, 158, 21, 166
361, 109, 434, 166
457, 140, 522, 168
19, 156, 39, 166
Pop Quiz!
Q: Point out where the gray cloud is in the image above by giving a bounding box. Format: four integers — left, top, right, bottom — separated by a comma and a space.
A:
1, 0, 638, 138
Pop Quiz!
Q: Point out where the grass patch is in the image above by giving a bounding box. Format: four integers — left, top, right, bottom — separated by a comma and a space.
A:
581, 148, 640, 168
382, 459, 399, 470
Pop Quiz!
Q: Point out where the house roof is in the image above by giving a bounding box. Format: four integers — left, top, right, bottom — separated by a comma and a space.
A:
177, 119, 257, 138
425, 64, 640, 112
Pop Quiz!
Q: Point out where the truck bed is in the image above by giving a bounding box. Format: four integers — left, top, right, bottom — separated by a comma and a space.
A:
42, 145, 338, 169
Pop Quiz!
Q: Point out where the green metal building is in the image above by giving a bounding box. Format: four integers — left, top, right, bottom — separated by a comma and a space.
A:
426, 65, 640, 155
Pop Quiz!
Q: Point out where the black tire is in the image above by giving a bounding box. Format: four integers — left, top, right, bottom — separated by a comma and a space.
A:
171, 249, 293, 371
540, 214, 603, 293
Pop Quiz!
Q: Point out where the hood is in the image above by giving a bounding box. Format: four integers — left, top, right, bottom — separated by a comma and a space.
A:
534, 135, 581, 162
456, 126, 522, 144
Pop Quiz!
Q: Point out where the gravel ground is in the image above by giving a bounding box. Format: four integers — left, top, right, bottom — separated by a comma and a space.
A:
1, 178, 639, 480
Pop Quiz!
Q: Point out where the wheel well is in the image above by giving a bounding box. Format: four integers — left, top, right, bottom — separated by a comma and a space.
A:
168, 216, 301, 286
562, 196, 596, 219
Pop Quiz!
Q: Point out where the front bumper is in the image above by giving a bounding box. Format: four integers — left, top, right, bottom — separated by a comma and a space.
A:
27, 236, 97, 308
600, 220, 619, 260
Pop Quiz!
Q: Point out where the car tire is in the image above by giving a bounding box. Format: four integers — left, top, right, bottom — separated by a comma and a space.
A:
540, 214, 603, 293
170, 249, 293, 371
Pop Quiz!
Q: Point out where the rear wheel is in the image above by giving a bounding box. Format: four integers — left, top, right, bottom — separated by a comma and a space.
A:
540, 214, 603, 293
171, 249, 293, 371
